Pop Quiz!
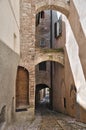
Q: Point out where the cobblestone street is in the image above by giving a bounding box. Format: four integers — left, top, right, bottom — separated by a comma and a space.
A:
5, 102, 86, 130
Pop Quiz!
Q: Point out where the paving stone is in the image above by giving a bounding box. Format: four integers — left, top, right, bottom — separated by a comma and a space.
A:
6, 103, 86, 130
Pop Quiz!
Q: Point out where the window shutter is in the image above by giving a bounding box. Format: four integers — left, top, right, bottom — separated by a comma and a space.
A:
55, 21, 60, 38
57, 21, 60, 37
59, 15, 62, 35
36, 12, 41, 26
54, 15, 62, 38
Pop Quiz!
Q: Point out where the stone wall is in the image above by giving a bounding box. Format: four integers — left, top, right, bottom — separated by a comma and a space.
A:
35, 61, 51, 88
52, 62, 65, 113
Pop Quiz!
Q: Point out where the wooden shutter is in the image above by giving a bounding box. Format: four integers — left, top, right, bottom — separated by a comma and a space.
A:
55, 21, 60, 38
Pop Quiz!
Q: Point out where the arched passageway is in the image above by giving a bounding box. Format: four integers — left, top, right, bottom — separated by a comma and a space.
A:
16, 66, 29, 110
19, 0, 86, 123
35, 84, 50, 108
35, 60, 65, 111
34, 0, 86, 109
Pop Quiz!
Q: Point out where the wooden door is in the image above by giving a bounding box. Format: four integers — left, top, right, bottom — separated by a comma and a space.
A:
16, 66, 29, 108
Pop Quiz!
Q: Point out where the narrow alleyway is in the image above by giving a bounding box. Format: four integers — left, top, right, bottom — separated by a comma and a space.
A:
6, 98, 86, 130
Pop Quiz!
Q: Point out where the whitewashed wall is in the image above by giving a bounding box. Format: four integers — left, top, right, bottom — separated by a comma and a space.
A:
63, 15, 86, 109
0, 0, 20, 54
73, 0, 86, 37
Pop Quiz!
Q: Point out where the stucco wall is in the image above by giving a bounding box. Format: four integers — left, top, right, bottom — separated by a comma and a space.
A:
52, 12, 86, 123
64, 50, 76, 117
0, 40, 19, 124
64, 14, 86, 123
0, 0, 20, 54
52, 62, 65, 113
73, 0, 86, 37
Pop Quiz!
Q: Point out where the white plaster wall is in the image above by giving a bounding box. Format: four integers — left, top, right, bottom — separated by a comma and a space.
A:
0, 0, 20, 54
73, 0, 86, 37
10, 0, 20, 26
63, 16, 86, 109
0, 40, 19, 123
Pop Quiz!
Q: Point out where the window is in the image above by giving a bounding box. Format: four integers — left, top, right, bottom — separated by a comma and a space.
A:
40, 39, 46, 47
39, 62, 46, 71
54, 21, 60, 38
36, 12, 41, 26
64, 98, 66, 108
54, 15, 62, 38
36, 11, 45, 26
41, 11, 45, 18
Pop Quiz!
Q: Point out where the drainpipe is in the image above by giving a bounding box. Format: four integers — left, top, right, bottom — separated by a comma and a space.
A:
50, 10, 53, 109
50, 10, 52, 48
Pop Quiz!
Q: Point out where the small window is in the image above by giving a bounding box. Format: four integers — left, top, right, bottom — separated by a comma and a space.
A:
36, 12, 41, 26
54, 15, 62, 38
41, 11, 45, 18
39, 62, 46, 71
40, 39, 46, 47
64, 98, 66, 108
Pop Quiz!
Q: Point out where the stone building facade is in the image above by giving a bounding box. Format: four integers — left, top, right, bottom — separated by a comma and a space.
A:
18, 0, 86, 124
1, 0, 86, 127
17, 0, 85, 124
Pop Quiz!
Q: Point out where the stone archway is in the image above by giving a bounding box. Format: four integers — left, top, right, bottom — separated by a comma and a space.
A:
35, 49, 64, 66
35, 0, 70, 16
35, 60, 64, 110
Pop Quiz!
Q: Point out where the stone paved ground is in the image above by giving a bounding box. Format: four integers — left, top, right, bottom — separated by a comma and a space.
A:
5, 103, 86, 130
